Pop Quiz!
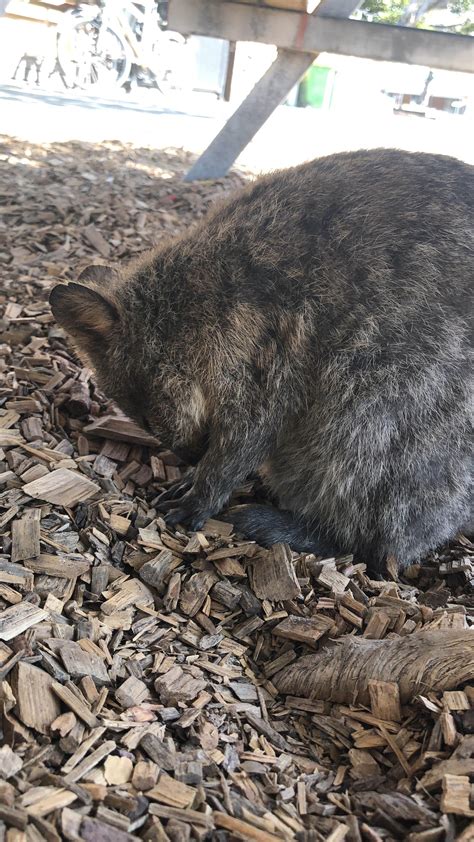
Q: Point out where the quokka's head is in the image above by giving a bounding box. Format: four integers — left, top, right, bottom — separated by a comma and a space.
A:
49, 264, 208, 464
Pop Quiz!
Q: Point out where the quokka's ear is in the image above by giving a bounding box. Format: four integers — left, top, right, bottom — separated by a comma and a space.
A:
49, 282, 119, 346
77, 264, 119, 285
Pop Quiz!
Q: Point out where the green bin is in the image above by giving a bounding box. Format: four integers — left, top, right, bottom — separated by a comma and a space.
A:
297, 65, 332, 109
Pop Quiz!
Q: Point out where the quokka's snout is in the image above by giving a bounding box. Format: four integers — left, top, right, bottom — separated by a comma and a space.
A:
50, 148, 474, 575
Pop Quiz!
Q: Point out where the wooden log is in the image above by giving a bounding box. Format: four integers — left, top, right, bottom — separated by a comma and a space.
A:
275, 630, 474, 705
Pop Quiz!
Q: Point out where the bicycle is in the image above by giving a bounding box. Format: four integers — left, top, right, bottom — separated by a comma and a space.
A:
55, 0, 188, 94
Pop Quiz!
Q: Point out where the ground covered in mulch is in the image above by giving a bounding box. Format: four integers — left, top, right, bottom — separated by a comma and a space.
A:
0, 135, 473, 842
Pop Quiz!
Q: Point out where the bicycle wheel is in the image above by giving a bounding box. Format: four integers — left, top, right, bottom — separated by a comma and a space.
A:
57, 8, 132, 91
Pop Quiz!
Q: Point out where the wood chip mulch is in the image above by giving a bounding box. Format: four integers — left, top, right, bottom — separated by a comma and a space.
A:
0, 135, 473, 842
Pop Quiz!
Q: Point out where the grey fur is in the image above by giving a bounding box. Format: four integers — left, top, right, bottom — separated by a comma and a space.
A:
50, 148, 473, 574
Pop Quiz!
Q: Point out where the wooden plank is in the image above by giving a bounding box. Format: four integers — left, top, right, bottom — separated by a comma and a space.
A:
183, 47, 315, 181
170, 0, 474, 73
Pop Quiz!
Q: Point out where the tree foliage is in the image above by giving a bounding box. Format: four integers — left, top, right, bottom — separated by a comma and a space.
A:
356, 0, 473, 34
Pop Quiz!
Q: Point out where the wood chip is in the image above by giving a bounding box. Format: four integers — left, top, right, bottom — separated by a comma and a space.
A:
0, 602, 48, 641
22, 468, 100, 506
249, 544, 301, 601
11, 509, 41, 562
368, 680, 402, 722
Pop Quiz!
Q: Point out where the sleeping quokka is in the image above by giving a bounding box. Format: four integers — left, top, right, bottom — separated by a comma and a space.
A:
50, 148, 473, 576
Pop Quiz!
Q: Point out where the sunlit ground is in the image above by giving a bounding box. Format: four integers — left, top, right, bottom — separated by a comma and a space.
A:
1, 81, 473, 175
0, 14, 472, 173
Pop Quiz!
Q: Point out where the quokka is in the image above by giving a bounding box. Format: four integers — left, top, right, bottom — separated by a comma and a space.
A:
50, 148, 473, 575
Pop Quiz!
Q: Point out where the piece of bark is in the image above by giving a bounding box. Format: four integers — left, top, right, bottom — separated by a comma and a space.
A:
276, 630, 474, 705
441, 774, 474, 816
442, 690, 470, 710
84, 417, 158, 447
26, 554, 90, 579
50, 712, 77, 738
90, 565, 110, 595
0, 561, 34, 592
179, 570, 219, 617
103, 756, 133, 785
139, 550, 178, 593
61, 727, 106, 775
12, 662, 61, 734
51, 682, 99, 729
213, 812, 282, 842
363, 610, 393, 639
100, 579, 154, 615
316, 562, 350, 594
23, 788, 78, 818
353, 792, 437, 826
245, 712, 290, 752
368, 680, 402, 723
139, 733, 176, 772
0, 602, 48, 641
249, 544, 301, 601
59, 642, 109, 686
440, 711, 458, 747
22, 468, 100, 507
11, 509, 41, 562
115, 676, 148, 708
148, 804, 214, 832
108, 514, 131, 537
66, 381, 91, 418
154, 666, 207, 707
147, 774, 196, 809
83, 225, 111, 258
80, 816, 142, 842
132, 760, 159, 791
273, 615, 334, 645
0, 746, 22, 780
64, 740, 117, 784
210, 580, 241, 609
0, 804, 28, 831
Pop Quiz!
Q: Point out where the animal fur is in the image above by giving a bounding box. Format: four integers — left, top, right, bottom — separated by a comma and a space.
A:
49, 148, 473, 574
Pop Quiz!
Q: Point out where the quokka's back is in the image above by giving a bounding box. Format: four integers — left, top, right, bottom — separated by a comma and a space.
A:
50, 149, 474, 574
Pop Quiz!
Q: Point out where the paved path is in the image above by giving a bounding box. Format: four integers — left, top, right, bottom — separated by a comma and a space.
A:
1, 81, 473, 172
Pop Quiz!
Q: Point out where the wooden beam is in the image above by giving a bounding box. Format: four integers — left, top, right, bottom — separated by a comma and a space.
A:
178, 0, 361, 180
169, 0, 474, 74
184, 48, 316, 181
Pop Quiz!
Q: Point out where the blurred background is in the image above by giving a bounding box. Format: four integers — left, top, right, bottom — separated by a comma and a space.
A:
0, 0, 472, 173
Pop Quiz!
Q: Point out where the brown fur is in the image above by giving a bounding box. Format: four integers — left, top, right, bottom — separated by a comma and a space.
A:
50, 148, 473, 574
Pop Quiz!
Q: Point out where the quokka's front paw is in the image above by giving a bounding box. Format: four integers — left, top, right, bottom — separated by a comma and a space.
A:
155, 469, 195, 508
163, 489, 213, 532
